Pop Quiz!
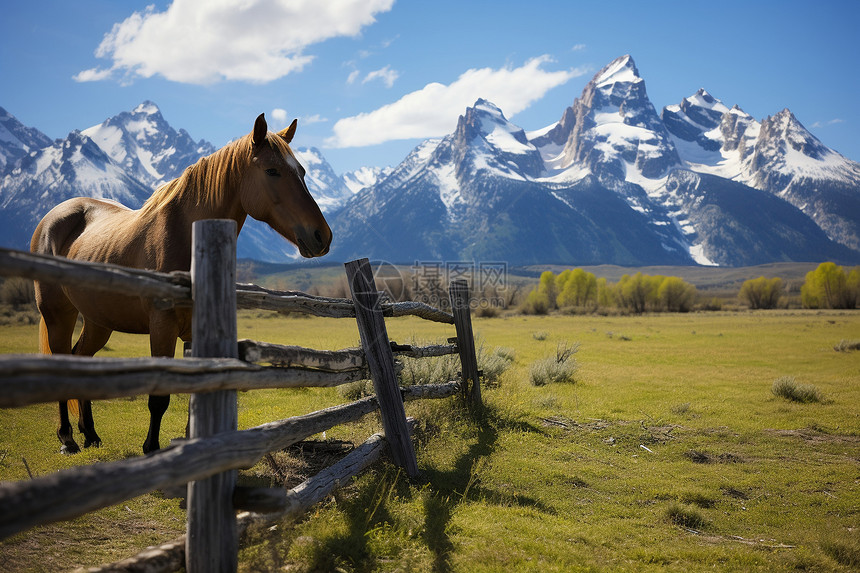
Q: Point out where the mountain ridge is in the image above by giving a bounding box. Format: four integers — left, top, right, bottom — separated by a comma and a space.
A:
2, 54, 858, 266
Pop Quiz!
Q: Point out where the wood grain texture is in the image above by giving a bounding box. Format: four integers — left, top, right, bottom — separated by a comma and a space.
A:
345, 258, 419, 478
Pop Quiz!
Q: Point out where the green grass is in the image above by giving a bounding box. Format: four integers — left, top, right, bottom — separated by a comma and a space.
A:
1, 310, 859, 572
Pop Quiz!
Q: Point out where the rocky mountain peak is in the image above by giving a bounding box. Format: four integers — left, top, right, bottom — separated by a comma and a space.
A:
0, 106, 53, 173
551, 54, 679, 180
757, 108, 829, 160
82, 102, 215, 188
593, 54, 640, 88
444, 98, 543, 180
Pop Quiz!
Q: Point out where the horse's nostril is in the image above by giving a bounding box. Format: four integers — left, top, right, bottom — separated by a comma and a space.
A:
314, 229, 323, 244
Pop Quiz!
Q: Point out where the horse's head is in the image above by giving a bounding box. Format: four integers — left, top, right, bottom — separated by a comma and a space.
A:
241, 114, 332, 258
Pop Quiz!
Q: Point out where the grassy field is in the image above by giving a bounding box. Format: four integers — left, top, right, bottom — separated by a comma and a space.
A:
1, 309, 859, 571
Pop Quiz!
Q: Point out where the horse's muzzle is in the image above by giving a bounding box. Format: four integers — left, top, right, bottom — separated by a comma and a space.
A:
297, 227, 331, 258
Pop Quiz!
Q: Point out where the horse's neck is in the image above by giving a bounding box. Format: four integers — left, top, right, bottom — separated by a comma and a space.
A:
143, 144, 248, 228
134, 144, 248, 270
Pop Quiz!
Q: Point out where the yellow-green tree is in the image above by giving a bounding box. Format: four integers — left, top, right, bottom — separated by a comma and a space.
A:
596, 277, 614, 309
616, 273, 653, 313
658, 276, 698, 312
557, 269, 598, 308
739, 276, 783, 309
801, 262, 857, 309
538, 271, 558, 311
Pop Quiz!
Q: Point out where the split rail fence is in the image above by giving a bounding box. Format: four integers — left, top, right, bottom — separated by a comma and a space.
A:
0, 219, 483, 572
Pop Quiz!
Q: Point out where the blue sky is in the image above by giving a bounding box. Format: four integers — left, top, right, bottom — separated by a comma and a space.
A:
1, 0, 858, 175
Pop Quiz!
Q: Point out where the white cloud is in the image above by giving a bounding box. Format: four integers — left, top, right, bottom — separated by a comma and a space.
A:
300, 114, 328, 125
362, 66, 399, 88
271, 108, 289, 123
269, 109, 327, 130
72, 67, 114, 82
347, 70, 361, 85
811, 118, 845, 128
327, 56, 588, 148
571, 43, 586, 52
75, 0, 395, 85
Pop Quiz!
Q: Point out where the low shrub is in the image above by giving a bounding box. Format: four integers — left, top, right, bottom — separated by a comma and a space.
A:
772, 376, 823, 403
529, 341, 579, 386
398, 338, 515, 388
665, 502, 707, 529
0, 278, 35, 307
834, 339, 860, 352
479, 344, 515, 387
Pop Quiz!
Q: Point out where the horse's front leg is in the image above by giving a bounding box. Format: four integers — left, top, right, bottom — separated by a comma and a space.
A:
142, 313, 181, 454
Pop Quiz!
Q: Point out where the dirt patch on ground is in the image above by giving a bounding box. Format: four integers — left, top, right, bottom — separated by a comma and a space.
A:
257, 439, 355, 489
764, 427, 860, 445
684, 449, 745, 464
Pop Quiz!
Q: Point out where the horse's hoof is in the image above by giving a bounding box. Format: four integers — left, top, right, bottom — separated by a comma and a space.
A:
60, 442, 81, 455
83, 439, 101, 448
142, 442, 160, 455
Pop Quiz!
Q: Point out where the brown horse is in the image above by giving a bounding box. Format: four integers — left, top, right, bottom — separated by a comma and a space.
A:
31, 114, 332, 454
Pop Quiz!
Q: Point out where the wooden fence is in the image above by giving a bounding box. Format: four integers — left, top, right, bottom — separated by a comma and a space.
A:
0, 219, 482, 572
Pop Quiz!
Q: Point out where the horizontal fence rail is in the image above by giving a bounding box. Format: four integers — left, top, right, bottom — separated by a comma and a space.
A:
238, 339, 458, 369
0, 354, 367, 408
0, 247, 190, 308
0, 339, 460, 408
0, 247, 454, 323
236, 284, 454, 323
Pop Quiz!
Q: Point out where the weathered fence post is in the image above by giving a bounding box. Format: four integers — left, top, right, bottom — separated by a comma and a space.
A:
345, 258, 419, 477
449, 279, 481, 407
187, 219, 239, 572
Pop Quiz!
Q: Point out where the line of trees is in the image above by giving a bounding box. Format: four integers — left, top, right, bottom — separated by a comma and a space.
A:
522, 270, 698, 314
523, 262, 860, 315
739, 263, 859, 310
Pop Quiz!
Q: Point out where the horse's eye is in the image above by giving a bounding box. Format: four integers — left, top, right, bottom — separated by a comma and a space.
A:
265, 168, 280, 177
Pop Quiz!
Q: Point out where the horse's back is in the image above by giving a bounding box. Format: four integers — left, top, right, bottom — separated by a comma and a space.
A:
31, 197, 133, 259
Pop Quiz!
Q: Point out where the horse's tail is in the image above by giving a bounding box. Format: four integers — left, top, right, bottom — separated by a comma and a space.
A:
39, 316, 50, 355
40, 317, 80, 416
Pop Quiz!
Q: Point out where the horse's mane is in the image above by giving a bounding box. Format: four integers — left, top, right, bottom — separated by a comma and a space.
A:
140, 134, 253, 215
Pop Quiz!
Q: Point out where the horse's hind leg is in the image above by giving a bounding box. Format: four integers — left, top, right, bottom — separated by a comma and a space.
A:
37, 290, 82, 454
71, 320, 113, 448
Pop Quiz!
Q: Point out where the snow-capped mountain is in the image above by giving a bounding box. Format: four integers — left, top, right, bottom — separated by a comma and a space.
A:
533, 55, 680, 183
0, 130, 153, 250
331, 54, 858, 267
328, 97, 695, 265
0, 107, 52, 174
342, 165, 394, 194
662, 89, 860, 252
82, 101, 215, 188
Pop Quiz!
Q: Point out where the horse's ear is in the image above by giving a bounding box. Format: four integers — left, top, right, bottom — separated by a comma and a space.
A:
253, 113, 268, 147
278, 119, 298, 144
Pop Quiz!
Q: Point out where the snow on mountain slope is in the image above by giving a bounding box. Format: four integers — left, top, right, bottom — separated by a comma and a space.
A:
534, 55, 680, 187
0, 130, 153, 250
0, 107, 53, 173
342, 165, 394, 194
82, 101, 215, 188
293, 146, 354, 213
